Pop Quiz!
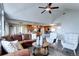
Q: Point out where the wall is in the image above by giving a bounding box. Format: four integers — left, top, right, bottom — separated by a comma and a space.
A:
53, 10, 79, 34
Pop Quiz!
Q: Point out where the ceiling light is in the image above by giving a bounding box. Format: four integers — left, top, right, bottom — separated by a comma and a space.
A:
45, 8, 51, 11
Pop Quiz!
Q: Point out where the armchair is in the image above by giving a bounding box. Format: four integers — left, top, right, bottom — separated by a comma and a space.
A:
46, 32, 58, 44
61, 33, 79, 55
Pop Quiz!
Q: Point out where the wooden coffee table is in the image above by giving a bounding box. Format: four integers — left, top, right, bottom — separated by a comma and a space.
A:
32, 42, 49, 56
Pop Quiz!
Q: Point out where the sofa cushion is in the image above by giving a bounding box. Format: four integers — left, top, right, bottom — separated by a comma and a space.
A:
23, 34, 31, 40
1, 35, 14, 41
11, 40, 23, 50
13, 35, 22, 41
4, 49, 31, 56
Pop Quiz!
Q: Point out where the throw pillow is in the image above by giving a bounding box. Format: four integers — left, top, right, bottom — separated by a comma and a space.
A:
11, 40, 23, 50
1, 40, 23, 53
1, 40, 18, 53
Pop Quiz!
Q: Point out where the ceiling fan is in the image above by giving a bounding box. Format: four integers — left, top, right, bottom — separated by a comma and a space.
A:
39, 3, 59, 14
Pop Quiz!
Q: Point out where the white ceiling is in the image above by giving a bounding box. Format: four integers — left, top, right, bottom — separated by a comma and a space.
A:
3, 3, 79, 24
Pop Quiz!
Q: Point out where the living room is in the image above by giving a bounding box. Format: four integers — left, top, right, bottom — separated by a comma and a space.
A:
0, 3, 79, 56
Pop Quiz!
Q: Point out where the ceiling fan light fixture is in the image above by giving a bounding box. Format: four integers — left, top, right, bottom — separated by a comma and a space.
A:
39, 3, 59, 14
45, 8, 51, 11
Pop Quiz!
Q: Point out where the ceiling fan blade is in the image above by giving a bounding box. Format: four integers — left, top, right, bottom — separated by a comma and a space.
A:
41, 10, 46, 14
39, 7, 46, 9
48, 3, 52, 6
49, 10, 52, 14
51, 7, 59, 9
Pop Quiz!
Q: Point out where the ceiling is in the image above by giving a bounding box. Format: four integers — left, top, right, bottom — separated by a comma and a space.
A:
3, 3, 79, 24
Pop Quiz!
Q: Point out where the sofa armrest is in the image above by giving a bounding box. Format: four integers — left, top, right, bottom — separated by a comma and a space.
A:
19, 40, 36, 48
19, 40, 36, 44
3, 49, 31, 56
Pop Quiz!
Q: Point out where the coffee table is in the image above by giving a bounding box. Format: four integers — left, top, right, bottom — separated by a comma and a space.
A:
32, 42, 49, 56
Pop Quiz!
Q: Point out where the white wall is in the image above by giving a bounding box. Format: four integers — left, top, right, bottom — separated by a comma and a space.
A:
53, 11, 79, 34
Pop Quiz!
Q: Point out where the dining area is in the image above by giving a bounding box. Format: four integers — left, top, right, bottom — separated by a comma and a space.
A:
31, 26, 58, 56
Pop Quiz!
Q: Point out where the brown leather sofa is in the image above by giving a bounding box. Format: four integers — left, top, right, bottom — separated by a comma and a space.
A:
0, 34, 35, 56
1, 34, 35, 48
2, 34, 31, 41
